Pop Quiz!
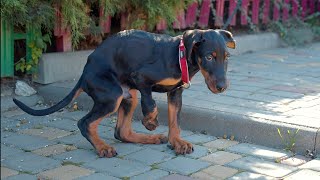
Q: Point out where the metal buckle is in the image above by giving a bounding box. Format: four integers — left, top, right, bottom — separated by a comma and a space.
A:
182, 82, 191, 89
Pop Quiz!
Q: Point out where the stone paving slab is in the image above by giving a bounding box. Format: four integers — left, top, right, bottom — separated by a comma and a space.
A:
2, 109, 25, 118
38, 165, 94, 180
203, 139, 239, 150
2, 152, 61, 174
84, 158, 151, 178
185, 145, 211, 159
280, 155, 310, 167
32, 144, 77, 157
1, 145, 24, 159
162, 174, 196, 180
284, 169, 320, 180
227, 156, 298, 178
183, 134, 216, 144
158, 157, 210, 175
1, 167, 19, 179
53, 149, 98, 164
227, 172, 274, 180
77, 173, 120, 180
141, 143, 170, 152
299, 159, 320, 171
57, 111, 88, 121
200, 151, 242, 165
19, 127, 72, 140
125, 148, 174, 165
228, 143, 292, 160
4, 174, 38, 180
110, 142, 143, 156
131, 169, 170, 180
2, 134, 55, 151
46, 118, 79, 131
191, 165, 238, 179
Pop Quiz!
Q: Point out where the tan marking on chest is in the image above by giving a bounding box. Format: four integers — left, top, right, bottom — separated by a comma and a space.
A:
156, 78, 181, 86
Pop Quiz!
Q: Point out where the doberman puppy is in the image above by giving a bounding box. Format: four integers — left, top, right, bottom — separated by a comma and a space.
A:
14, 29, 236, 158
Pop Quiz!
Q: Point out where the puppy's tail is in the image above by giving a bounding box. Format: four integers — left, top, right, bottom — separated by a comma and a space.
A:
13, 77, 83, 116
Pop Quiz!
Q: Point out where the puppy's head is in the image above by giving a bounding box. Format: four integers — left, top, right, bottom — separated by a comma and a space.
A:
183, 29, 236, 93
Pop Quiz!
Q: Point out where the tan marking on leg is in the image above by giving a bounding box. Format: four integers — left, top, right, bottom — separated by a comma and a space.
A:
72, 88, 83, 101
88, 117, 106, 150
88, 95, 123, 157
168, 102, 193, 155
116, 90, 167, 144
168, 103, 180, 137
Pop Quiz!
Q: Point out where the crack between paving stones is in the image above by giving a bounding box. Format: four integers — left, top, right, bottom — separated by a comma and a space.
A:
313, 128, 319, 154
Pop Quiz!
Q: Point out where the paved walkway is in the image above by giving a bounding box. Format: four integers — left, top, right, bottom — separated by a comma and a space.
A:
2, 43, 320, 179
36, 43, 320, 154
1, 106, 320, 179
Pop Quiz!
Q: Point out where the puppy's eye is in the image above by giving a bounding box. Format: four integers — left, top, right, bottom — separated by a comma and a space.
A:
205, 55, 214, 61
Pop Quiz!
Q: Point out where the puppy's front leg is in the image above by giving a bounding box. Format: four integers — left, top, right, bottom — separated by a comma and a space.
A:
140, 88, 159, 131
167, 88, 194, 155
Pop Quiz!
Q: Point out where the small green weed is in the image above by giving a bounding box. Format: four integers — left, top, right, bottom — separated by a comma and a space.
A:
33, 124, 44, 129
277, 128, 300, 153
19, 170, 33, 175
150, 164, 159, 170
61, 161, 84, 167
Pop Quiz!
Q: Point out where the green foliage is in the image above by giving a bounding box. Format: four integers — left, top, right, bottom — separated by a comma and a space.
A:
1, 0, 54, 30
15, 31, 51, 74
267, 17, 316, 46
1, 0, 195, 74
59, 0, 90, 47
305, 12, 320, 37
100, 0, 194, 30
277, 128, 299, 153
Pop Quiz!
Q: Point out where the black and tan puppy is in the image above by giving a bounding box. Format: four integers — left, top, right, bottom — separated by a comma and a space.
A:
14, 29, 236, 158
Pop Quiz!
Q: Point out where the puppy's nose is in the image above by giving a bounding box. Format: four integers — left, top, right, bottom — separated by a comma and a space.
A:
216, 85, 226, 92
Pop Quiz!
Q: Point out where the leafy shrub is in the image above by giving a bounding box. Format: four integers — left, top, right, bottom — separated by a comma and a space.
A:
0, 0, 194, 74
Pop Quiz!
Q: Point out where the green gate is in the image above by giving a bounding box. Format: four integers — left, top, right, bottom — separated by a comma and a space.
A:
1, 19, 33, 77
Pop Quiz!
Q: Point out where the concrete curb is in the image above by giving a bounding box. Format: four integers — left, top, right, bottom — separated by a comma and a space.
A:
33, 33, 280, 84
37, 84, 318, 154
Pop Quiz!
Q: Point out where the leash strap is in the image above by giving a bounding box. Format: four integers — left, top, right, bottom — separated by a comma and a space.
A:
179, 39, 191, 89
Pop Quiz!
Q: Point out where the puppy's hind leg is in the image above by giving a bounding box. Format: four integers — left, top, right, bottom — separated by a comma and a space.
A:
78, 94, 123, 158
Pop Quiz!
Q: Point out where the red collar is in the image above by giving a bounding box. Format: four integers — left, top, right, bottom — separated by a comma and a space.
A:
179, 39, 191, 88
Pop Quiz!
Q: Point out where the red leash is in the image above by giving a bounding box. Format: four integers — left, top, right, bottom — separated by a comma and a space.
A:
179, 39, 191, 89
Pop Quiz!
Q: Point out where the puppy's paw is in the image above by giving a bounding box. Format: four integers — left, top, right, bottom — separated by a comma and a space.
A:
142, 110, 159, 131
97, 145, 117, 158
142, 119, 159, 131
169, 137, 194, 155
151, 134, 168, 144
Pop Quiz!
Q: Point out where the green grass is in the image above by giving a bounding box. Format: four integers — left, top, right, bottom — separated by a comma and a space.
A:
19, 170, 33, 175
150, 164, 159, 170
61, 161, 84, 167
33, 124, 44, 129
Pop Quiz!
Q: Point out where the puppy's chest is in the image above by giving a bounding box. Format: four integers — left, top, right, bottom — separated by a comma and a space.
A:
156, 78, 181, 86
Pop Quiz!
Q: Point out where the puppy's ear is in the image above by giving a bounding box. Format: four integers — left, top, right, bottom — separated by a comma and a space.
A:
183, 30, 203, 62
218, 30, 236, 49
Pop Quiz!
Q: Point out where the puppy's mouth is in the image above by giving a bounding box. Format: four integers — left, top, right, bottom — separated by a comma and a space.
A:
206, 78, 229, 94
205, 78, 220, 94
